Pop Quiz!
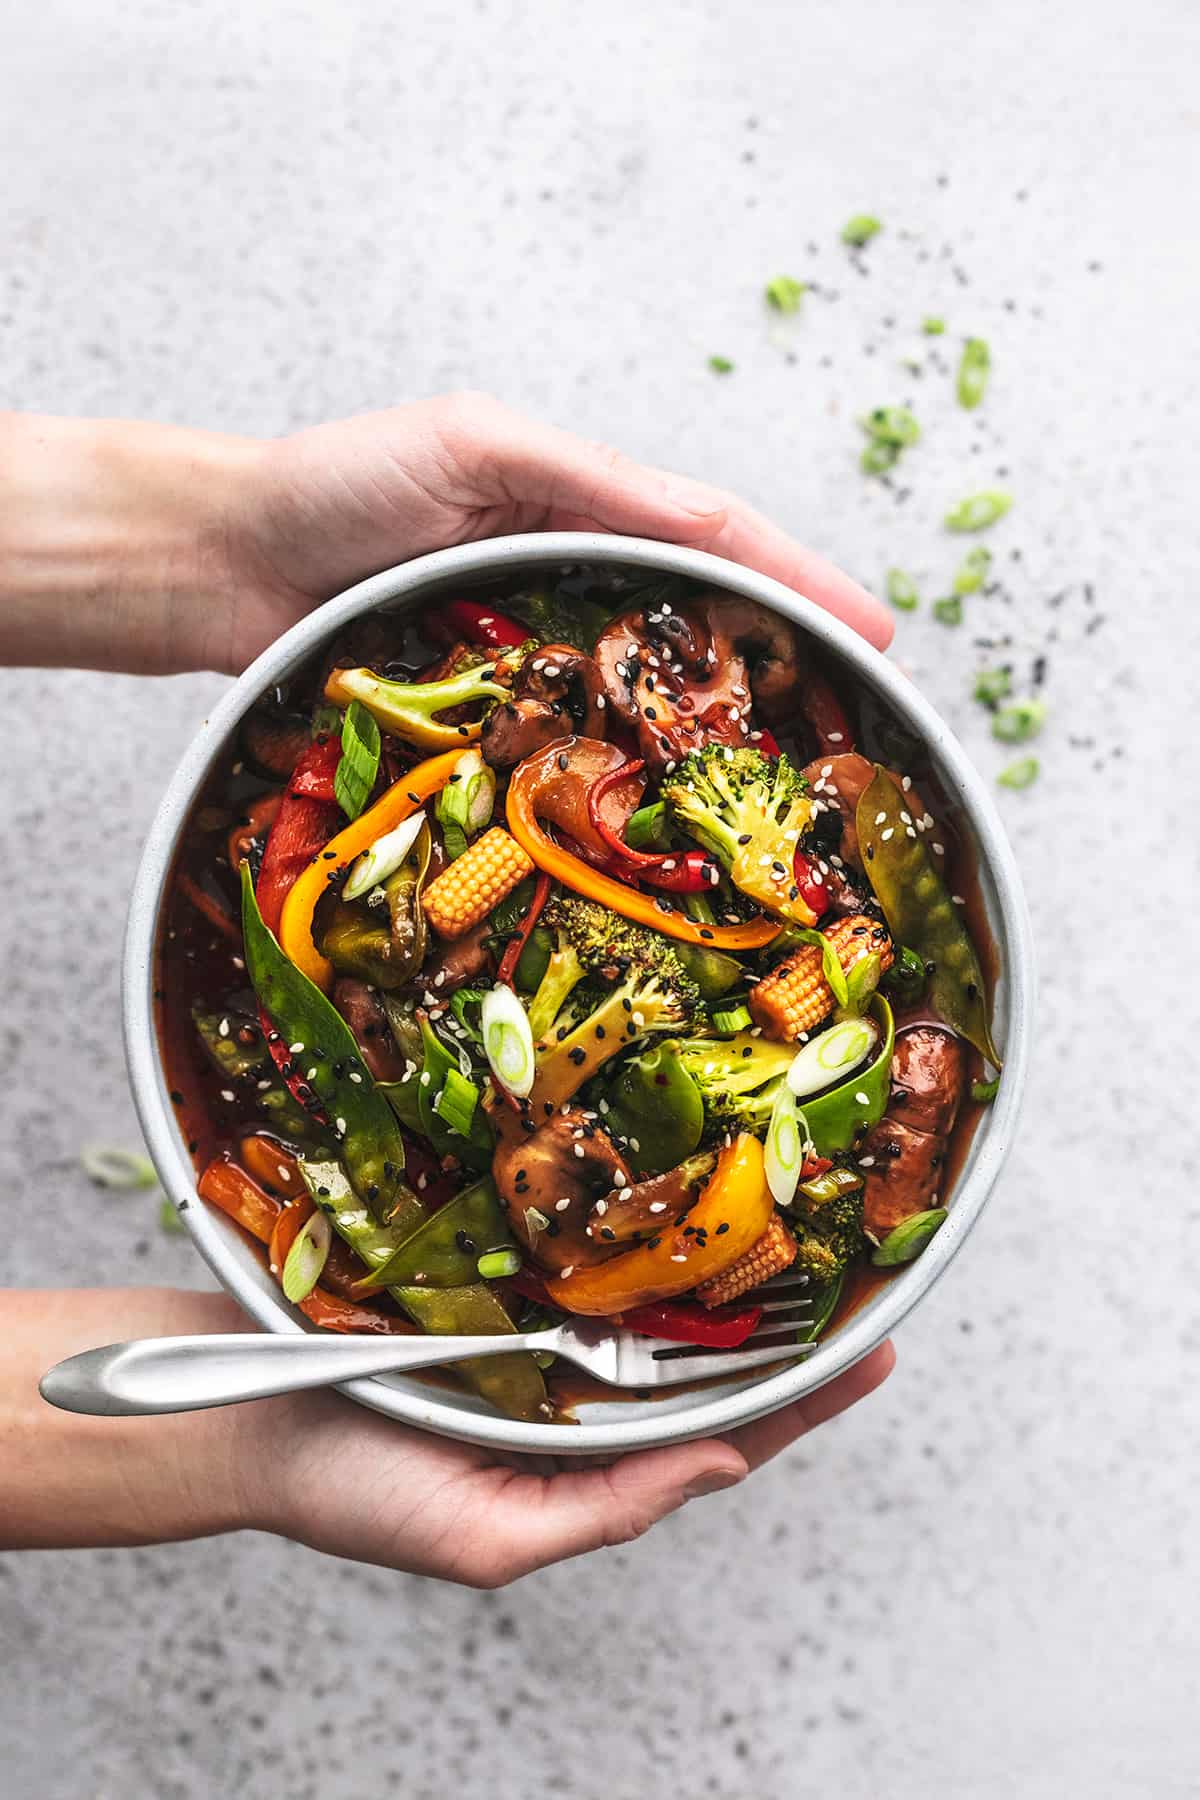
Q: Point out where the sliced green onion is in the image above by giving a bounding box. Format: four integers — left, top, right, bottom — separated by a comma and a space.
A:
992, 698, 1047, 744
765, 275, 806, 314
81, 1147, 157, 1190
797, 1165, 863, 1205
956, 337, 990, 409
861, 438, 899, 476
440, 820, 469, 860
953, 545, 992, 596
708, 354, 734, 374
477, 1247, 522, 1280
839, 951, 882, 1017
973, 666, 1012, 706
922, 316, 946, 336
933, 596, 963, 626
787, 1015, 878, 1097
333, 700, 381, 820
311, 703, 343, 737
481, 986, 536, 1098
971, 1077, 1001, 1103
871, 1207, 947, 1267
625, 801, 669, 851
765, 1084, 808, 1207
998, 756, 1039, 790
861, 406, 920, 448
158, 1197, 185, 1234
434, 1067, 481, 1138
944, 490, 1012, 532
282, 1207, 332, 1302
342, 810, 426, 902
711, 1003, 754, 1036
449, 986, 487, 1044
842, 214, 882, 246
886, 568, 920, 612
437, 747, 496, 841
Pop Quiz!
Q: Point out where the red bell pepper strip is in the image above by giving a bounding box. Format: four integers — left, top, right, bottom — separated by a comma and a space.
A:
587, 759, 722, 895
443, 599, 530, 649
793, 849, 830, 920
616, 1296, 763, 1348
497, 870, 552, 987
797, 670, 854, 756
256, 738, 343, 933
504, 1269, 762, 1348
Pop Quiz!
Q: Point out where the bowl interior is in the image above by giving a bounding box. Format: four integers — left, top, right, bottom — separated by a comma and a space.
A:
125, 533, 1032, 1455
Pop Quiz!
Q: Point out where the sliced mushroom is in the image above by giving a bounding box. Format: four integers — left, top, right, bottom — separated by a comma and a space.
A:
493, 1107, 634, 1273
481, 643, 607, 769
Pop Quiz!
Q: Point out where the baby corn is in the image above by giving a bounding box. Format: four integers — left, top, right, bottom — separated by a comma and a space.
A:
423, 827, 533, 939
749, 913, 894, 1041
697, 1213, 797, 1308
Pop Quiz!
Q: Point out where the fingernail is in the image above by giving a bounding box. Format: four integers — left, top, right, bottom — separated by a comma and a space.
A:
683, 1469, 744, 1501
662, 477, 727, 519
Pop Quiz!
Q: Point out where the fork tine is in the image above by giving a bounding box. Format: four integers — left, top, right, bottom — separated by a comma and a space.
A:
645, 1340, 819, 1383
757, 1297, 818, 1313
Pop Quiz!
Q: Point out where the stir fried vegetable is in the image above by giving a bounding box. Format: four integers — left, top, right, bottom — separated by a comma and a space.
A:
166, 564, 1000, 1419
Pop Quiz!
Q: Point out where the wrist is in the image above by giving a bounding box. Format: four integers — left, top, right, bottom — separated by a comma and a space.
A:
0, 1287, 264, 1550
0, 413, 263, 674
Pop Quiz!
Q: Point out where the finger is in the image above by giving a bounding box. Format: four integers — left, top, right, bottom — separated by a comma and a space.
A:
485, 1437, 749, 1581
725, 1339, 897, 1471
653, 480, 894, 651
440, 396, 731, 536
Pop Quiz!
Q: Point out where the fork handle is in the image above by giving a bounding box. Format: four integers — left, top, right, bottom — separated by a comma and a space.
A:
39, 1329, 546, 1416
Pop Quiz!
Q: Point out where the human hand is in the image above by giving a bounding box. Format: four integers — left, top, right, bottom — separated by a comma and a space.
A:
8, 1284, 893, 1584
246, 1336, 895, 1586
0, 398, 891, 675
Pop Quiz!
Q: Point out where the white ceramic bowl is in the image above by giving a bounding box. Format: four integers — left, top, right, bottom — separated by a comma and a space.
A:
124, 533, 1033, 1454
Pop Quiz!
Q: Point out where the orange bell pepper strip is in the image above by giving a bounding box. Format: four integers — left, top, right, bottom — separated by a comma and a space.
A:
267, 1190, 315, 1277
506, 740, 781, 953
239, 1135, 303, 1199
278, 748, 462, 989
545, 1133, 775, 1315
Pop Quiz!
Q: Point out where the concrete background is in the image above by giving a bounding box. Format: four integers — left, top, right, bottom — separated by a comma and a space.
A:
2, 1, 1197, 1794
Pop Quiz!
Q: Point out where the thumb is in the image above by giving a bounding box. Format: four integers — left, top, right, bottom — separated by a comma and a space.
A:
493, 1440, 748, 1580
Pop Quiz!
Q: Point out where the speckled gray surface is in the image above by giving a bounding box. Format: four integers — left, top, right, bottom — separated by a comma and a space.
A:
2, 2, 1198, 1795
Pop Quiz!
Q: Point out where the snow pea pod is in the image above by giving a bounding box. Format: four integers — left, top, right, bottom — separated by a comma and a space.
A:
603, 1040, 705, 1176
855, 767, 1001, 1066
355, 1178, 516, 1291
800, 995, 895, 1156
241, 862, 414, 1225
299, 1161, 548, 1420
299, 1157, 425, 1273
390, 1284, 550, 1421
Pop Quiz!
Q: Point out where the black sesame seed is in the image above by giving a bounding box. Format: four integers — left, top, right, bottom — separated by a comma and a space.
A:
715, 1222, 730, 1235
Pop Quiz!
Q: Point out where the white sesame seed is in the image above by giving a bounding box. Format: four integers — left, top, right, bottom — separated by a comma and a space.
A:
560, 1265, 575, 1279
881, 827, 894, 841
220, 1088, 235, 1102
670, 1254, 688, 1263
277, 1164, 290, 1183
874, 812, 887, 826
555, 1197, 571, 1212
629, 1138, 640, 1151
900, 810, 913, 825
649, 1201, 667, 1213
335, 1117, 347, 1135
855, 1091, 870, 1105
820, 764, 833, 778
932, 841, 945, 856
901, 775, 912, 792
574, 1144, 585, 1159
859, 1154, 876, 1168
827, 731, 844, 743
348, 1070, 363, 1083
594, 1198, 608, 1215
218, 1017, 230, 1038
289, 1041, 304, 1054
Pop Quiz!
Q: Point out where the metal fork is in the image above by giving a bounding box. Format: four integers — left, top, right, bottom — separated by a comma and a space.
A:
39, 1276, 818, 1417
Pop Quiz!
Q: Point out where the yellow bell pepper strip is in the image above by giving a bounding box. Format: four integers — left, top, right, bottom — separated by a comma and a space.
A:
506, 739, 781, 953
545, 1133, 775, 1315
856, 766, 1001, 1066
325, 664, 511, 752
279, 749, 461, 989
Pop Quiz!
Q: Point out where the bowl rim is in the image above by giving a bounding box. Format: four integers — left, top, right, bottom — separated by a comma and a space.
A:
124, 531, 1034, 1455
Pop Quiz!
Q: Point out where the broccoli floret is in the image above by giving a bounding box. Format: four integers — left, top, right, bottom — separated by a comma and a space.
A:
662, 744, 815, 924
530, 897, 699, 1110
325, 646, 531, 752
677, 1031, 795, 1136
789, 1180, 864, 1285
